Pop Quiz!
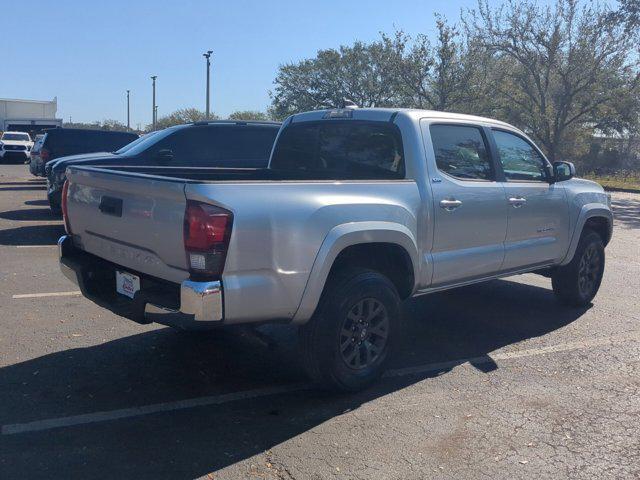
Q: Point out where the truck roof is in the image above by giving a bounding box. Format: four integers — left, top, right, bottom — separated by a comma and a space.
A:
290, 108, 516, 131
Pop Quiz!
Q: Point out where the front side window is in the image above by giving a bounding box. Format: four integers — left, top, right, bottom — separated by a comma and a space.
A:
430, 124, 493, 180
493, 130, 548, 182
270, 121, 405, 179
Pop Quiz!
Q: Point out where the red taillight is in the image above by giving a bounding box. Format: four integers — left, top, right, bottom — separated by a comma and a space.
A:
184, 200, 233, 278
61, 180, 71, 233
40, 148, 50, 162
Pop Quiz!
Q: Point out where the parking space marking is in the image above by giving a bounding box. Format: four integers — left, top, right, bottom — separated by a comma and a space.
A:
2, 331, 640, 435
16, 245, 57, 248
385, 330, 640, 378
2, 383, 310, 435
2, 330, 639, 436
12, 291, 81, 299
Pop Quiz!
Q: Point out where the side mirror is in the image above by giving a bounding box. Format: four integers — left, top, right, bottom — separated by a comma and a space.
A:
155, 149, 174, 164
553, 161, 575, 182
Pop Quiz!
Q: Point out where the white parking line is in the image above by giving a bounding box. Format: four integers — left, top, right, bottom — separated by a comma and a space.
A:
2, 331, 638, 435
16, 245, 57, 248
2, 383, 310, 435
12, 291, 81, 299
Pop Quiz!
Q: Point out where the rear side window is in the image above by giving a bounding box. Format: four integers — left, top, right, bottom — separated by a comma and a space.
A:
430, 124, 493, 181
270, 121, 405, 179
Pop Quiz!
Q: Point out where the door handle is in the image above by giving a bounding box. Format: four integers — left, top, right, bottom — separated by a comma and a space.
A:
508, 196, 527, 208
439, 199, 463, 211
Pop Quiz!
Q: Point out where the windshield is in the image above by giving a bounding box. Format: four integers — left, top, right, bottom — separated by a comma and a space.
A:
114, 128, 174, 155
2, 133, 31, 142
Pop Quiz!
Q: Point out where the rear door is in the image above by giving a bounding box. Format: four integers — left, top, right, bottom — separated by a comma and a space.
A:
421, 121, 508, 286
490, 129, 570, 270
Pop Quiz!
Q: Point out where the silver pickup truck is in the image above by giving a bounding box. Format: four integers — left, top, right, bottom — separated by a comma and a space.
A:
59, 108, 613, 391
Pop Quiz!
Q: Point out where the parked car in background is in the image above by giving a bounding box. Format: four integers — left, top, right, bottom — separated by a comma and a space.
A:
28, 134, 46, 173
30, 128, 138, 177
59, 108, 613, 391
0, 131, 33, 163
46, 120, 280, 213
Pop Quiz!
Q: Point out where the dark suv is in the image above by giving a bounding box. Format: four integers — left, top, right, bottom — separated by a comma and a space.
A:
31, 128, 139, 177
46, 120, 281, 213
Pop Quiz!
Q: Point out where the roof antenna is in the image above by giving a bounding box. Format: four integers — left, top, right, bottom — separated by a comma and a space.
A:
339, 98, 359, 109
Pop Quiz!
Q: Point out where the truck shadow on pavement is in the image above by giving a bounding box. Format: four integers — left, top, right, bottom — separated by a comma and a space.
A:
0, 279, 588, 479
0, 208, 60, 221
0, 224, 65, 245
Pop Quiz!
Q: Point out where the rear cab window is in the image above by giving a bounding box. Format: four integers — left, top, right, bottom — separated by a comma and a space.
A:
270, 120, 405, 179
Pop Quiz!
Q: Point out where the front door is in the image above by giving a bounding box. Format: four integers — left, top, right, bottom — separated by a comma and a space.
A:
422, 121, 508, 287
490, 129, 570, 271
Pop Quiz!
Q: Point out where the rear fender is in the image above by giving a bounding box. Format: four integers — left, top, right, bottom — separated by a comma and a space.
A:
292, 221, 419, 324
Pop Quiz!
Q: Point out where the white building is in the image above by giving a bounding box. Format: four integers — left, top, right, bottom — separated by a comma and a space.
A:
0, 97, 63, 133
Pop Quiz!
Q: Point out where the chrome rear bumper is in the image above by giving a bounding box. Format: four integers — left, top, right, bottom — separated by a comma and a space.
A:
143, 280, 223, 326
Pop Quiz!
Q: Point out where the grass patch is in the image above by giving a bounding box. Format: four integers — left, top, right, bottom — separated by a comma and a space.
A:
583, 173, 640, 192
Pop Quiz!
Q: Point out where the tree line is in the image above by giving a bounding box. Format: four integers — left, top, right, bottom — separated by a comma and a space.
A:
271, 0, 640, 171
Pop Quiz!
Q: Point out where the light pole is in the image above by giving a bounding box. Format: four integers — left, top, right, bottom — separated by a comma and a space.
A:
126, 90, 130, 131
151, 76, 157, 130
203, 50, 213, 119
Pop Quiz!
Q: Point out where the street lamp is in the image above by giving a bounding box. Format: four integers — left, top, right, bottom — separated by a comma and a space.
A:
126, 90, 130, 131
151, 76, 157, 129
203, 50, 213, 119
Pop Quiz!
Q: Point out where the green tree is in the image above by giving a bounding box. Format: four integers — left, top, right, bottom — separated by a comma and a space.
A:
150, 108, 216, 131
227, 110, 269, 121
63, 119, 129, 131
464, 0, 640, 161
270, 41, 402, 118
382, 17, 485, 112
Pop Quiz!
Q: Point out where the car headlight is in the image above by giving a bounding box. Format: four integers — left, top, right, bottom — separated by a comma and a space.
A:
606, 193, 612, 208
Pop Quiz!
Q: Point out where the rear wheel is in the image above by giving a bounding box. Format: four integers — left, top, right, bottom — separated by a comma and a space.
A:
552, 229, 605, 307
299, 268, 401, 392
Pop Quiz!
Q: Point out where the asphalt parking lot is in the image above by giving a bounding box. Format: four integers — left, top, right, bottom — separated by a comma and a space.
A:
0, 163, 638, 479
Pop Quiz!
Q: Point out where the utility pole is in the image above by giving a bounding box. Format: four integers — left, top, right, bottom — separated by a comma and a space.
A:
203, 50, 213, 119
151, 76, 157, 130
126, 90, 130, 131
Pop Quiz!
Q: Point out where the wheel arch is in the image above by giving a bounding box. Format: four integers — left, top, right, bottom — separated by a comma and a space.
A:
292, 222, 419, 324
560, 204, 613, 266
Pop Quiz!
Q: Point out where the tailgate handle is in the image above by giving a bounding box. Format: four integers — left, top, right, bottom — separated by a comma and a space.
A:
99, 196, 123, 217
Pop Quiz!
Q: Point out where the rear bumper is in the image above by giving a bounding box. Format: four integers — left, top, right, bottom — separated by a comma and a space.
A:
58, 235, 224, 329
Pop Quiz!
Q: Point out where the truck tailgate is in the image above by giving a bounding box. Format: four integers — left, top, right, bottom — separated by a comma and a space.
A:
65, 167, 189, 283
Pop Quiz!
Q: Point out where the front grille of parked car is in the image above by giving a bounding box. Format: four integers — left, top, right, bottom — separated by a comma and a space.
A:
3, 145, 27, 151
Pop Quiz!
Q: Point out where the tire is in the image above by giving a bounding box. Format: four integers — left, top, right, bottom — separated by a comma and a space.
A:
299, 268, 401, 392
552, 229, 605, 307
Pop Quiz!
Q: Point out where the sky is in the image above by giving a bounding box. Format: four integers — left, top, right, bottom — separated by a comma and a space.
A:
3, 0, 539, 128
